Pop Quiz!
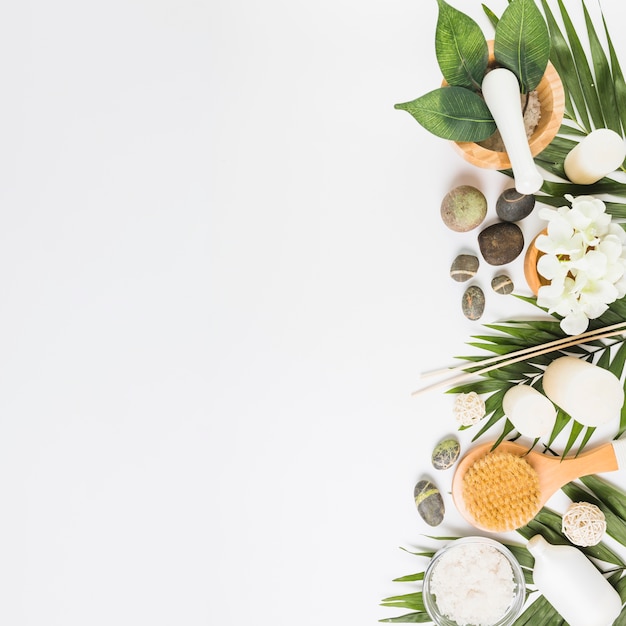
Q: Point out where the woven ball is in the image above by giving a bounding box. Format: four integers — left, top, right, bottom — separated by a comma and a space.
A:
453, 391, 485, 427
562, 502, 606, 546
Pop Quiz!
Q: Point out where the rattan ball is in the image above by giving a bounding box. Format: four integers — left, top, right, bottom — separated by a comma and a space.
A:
562, 501, 606, 546
453, 391, 486, 427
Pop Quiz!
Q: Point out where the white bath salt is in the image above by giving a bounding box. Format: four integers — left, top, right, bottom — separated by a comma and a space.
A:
430, 543, 515, 626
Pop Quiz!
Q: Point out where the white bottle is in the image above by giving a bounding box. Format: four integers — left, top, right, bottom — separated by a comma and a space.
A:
527, 535, 621, 626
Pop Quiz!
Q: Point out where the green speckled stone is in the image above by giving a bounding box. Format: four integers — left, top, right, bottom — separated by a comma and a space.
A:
431, 438, 460, 470
414, 479, 445, 526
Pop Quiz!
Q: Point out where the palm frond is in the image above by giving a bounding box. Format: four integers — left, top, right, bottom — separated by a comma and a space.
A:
451, 294, 626, 454
518, 1, 626, 209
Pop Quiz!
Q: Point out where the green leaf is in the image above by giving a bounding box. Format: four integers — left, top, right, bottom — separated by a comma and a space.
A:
546, 408, 570, 448
380, 592, 425, 611
561, 419, 583, 458
556, 0, 604, 129
539, 0, 585, 128
394, 87, 496, 141
602, 9, 626, 135
482, 4, 499, 28
513, 594, 565, 625
577, 426, 596, 454
392, 573, 424, 582
580, 474, 626, 521
379, 612, 432, 623
582, 0, 621, 134
494, 0, 550, 92
435, 0, 489, 89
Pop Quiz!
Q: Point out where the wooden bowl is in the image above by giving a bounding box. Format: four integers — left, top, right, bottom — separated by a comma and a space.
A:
450, 41, 565, 170
524, 229, 550, 295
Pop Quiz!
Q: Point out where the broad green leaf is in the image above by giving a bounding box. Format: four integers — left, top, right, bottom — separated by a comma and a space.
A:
394, 87, 496, 141
494, 0, 550, 92
435, 0, 489, 89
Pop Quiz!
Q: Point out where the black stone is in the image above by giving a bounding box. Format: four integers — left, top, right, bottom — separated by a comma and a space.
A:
496, 188, 535, 222
478, 222, 524, 265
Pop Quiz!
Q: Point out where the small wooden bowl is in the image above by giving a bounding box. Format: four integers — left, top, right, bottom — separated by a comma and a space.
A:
450, 41, 565, 170
524, 229, 550, 295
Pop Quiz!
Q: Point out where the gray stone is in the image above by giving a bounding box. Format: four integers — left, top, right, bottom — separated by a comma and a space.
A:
462, 285, 485, 321
414, 479, 445, 526
450, 254, 479, 282
496, 188, 535, 222
491, 274, 514, 295
478, 222, 524, 265
431, 438, 461, 470
440, 186, 487, 232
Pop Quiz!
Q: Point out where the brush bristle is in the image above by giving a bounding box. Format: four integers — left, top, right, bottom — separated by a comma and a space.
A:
462, 451, 541, 532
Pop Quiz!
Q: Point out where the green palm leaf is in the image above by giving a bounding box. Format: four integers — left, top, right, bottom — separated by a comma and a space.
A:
530, 1, 626, 206
602, 10, 626, 134
582, 0, 621, 133
449, 292, 626, 454
555, 0, 604, 129
539, 0, 586, 128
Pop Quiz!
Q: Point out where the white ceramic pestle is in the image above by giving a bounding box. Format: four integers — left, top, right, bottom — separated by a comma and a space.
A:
481, 68, 543, 194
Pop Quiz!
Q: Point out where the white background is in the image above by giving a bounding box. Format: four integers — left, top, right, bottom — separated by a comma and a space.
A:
2, 1, 626, 624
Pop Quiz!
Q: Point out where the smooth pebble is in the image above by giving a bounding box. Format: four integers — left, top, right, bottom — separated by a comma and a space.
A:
431, 438, 460, 470
478, 222, 524, 265
450, 254, 479, 282
496, 188, 536, 222
491, 274, 514, 295
414, 479, 445, 526
440, 186, 487, 232
462, 285, 485, 320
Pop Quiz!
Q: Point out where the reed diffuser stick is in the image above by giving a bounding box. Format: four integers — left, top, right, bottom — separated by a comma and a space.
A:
412, 324, 626, 397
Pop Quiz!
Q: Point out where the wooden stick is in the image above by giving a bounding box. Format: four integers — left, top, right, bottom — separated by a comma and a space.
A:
419, 320, 626, 379
411, 325, 626, 397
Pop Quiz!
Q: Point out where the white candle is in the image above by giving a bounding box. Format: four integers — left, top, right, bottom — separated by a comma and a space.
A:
564, 128, 626, 184
542, 356, 624, 427
502, 384, 556, 438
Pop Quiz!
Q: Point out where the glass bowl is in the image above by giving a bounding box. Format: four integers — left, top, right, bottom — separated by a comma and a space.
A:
422, 536, 526, 626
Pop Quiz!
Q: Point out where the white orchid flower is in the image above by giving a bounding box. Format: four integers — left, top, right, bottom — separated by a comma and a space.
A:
534, 195, 625, 336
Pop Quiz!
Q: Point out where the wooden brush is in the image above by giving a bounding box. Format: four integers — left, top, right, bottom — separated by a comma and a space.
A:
451, 440, 626, 532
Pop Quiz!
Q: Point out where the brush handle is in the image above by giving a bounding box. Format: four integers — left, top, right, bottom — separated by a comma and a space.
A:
546, 440, 625, 492
481, 68, 543, 194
